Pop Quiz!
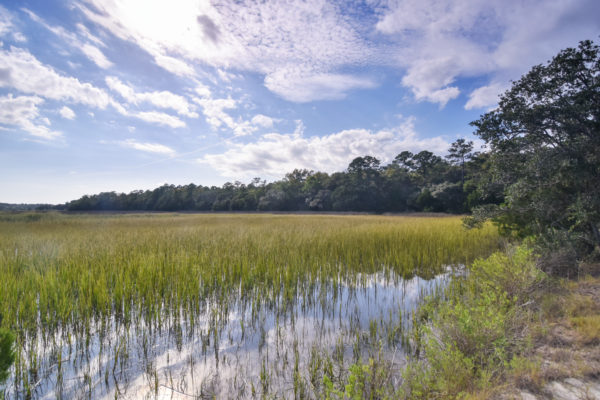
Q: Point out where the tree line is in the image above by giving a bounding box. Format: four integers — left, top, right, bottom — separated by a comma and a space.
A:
66, 141, 501, 214
65, 40, 600, 262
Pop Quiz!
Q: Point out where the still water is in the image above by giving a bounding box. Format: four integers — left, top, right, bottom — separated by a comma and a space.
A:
8, 270, 452, 399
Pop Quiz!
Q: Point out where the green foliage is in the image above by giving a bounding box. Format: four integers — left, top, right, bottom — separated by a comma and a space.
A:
323, 356, 391, 400
446, 138, 475, 189
401, 245, 545, 398
64, 141, 490, 214
0, 326, 15, 385
471, 40, 600, 259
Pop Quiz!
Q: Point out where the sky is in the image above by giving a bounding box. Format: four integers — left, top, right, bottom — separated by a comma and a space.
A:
1, 0, 599, 204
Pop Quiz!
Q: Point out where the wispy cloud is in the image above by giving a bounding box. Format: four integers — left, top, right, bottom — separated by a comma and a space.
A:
0, 45, 189, 130
0, 5, 26, 42
133, 111, 186, 129
79, 0, 376, 102
119, 138, 176, 155
0, 46, 112, 108
0, 6, 14, 37
192, 96, 278, 137
75, 23, 106, 48
194, 96, 237, 130
81, 43, 113, 69
264, 69, 377, 102
0, 94, 62, 139
105, 76, 198, 117
22, 8, 113, 69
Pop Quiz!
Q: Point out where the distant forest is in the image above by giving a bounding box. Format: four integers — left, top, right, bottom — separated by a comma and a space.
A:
62, 139, 503, 214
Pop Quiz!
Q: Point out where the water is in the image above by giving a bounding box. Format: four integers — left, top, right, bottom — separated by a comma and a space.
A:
5, 270, 453, 399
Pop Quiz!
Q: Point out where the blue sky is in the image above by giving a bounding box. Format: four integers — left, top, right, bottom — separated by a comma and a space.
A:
1, 0, 599, 203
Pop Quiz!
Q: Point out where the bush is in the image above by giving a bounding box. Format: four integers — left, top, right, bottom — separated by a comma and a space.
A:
402, 245, 545, 398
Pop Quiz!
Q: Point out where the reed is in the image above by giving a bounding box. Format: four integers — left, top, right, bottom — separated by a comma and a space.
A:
0, 212, 500, 398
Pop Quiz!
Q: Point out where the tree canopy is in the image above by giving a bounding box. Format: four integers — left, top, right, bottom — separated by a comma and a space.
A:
65, 140, 490, 214
470, 40, 600, 258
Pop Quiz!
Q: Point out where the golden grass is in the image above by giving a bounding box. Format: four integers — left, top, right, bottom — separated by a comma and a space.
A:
569, 315, 600, 345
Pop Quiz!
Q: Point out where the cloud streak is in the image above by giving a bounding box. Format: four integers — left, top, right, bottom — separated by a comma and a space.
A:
22, 8, 113, 69
119, 138, 175, 155
105, 76, 198, 117
133, 111, 185, 129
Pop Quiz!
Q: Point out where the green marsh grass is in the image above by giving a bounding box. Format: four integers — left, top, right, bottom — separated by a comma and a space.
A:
0, 212, 500, 398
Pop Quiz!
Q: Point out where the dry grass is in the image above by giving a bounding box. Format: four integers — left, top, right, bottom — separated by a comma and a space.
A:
531, 274, 600, 386
484, 269, 600, 399
569, 316, 600, 345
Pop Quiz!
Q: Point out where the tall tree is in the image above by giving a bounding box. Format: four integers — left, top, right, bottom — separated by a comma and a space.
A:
411, 151, 446, 184
446, 138, 474, 187
470, 40, 600, 257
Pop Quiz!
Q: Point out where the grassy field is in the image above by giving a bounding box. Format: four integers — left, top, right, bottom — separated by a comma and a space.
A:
0, 212, 501, 398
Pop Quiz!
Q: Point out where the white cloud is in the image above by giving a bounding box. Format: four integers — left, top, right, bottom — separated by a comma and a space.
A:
79, 0, 376, 101
80, 0, 600, 108
133, 111, 185, 128
75, 23, 106, 48
193, 96, 268, 137
0, 94, 62, 139
194, 83, 211, 98
119, 138, 175, 155
104, 76, 134, 99
264, 69, 377, 102
231, 121, 255, 137
153, 54, 195, 77
12, 32, 26, 42
194, 96, 237, 130
465, 82, 507, 110
81, 44, 113, 69
59, 106, 76, 119
251, 114, 275, 129
200, 117, 449, 178
217, 69, 237, 83
0, 46, 112, 108
0, 6, 13, 37
23, 8, 113, 69
105, 76, 198, 117
0, 6, 26, 43
376, 0, 600, 107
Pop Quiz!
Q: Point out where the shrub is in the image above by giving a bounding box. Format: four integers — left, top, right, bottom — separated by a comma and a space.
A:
402, 245, 545, 397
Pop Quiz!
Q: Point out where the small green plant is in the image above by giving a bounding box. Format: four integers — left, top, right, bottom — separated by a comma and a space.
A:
0, 326, 15, 385
323, 355, 391, 400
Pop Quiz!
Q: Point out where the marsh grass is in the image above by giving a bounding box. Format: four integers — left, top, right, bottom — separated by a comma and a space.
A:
0, 212, 500, 398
